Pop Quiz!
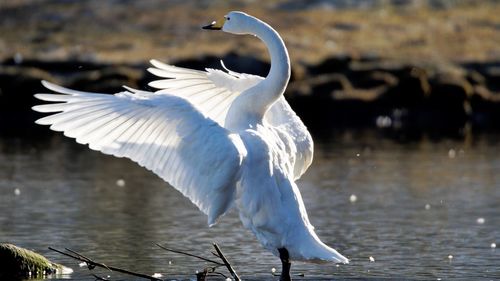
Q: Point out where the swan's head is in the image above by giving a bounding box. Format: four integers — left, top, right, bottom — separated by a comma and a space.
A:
202, 11, 253, 35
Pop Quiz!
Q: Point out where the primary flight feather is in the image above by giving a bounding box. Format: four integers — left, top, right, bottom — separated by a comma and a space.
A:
33, 11, 348, 280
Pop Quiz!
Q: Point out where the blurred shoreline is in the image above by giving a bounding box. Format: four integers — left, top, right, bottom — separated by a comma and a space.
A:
1, 0, 499, 139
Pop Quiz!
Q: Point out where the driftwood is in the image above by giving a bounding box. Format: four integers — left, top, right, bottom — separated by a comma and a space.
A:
156, 243, 240, 281
49, 247, 162, 281
212, 243, 240, 281
50, 243, 241, 281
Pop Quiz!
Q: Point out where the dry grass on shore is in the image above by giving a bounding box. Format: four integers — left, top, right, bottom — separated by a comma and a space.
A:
0, 1, 499, 65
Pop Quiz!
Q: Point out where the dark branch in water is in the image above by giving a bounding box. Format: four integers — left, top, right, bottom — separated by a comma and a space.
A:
155, 243, 240, 281
50, 243, 241, 281
64, 248, 102, 270
48, 247, 162, 281
155, 243, 224, 266
213, 243, 241, 281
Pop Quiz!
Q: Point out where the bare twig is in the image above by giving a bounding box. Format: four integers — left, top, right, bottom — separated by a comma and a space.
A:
213, 243, 240, 281
50, 243, 242, 281
48, 247, 162, 281
156, 243, 240, 280
210, 271, 230, 278
155, 243, 224, 266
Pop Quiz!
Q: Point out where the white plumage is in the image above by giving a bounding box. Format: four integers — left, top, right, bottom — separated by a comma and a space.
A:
33, 11, 348, 275
34, 81, 245, 226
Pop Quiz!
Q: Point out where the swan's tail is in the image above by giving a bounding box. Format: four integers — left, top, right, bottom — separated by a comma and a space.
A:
289, 230, 349, 264
311, 241, 349, 264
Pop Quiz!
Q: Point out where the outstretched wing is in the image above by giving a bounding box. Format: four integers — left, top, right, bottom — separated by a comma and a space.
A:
148, 59, 263, 127
33, 81, 247, 226
266, 96, 314, 180
148, 60, 313, 179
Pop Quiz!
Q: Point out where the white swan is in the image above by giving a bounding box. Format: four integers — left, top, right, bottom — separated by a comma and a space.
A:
32, 11, 348, 280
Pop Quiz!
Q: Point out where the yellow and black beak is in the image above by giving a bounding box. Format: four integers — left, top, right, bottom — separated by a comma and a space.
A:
202, 17, 225, 30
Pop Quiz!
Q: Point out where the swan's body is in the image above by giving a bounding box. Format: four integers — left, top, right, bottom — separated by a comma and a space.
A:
33, 11, 348, 278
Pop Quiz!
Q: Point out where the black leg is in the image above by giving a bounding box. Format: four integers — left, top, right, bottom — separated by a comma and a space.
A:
278, 248, 291, 281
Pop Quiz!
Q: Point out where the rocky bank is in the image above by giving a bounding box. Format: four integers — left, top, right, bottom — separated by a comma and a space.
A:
1, 53, 499, 139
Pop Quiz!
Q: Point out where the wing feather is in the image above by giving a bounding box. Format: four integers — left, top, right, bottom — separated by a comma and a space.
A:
33, 81, 246, 225
149, 79, 213, 89
266, 96, 314, 179
148, 59, 262, 127
148, 60, 313, 179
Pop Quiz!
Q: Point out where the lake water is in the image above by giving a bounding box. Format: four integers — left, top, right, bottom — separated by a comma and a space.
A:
0, 132, 499, 280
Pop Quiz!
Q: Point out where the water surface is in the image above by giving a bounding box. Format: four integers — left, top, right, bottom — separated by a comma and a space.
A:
0, 132, 499, 280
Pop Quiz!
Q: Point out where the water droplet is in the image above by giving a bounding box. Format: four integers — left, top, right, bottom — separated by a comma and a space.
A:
271, 267, 276, 273
448, 149, 456, 159
349, 194, 357, 203
14, 188, 21, 196
116, 179, 126, 187
225, 278, 232, 281
356, 153, 360, 157
477, 217, 485, 224
152, 273, 163, 278
491, 243, 496, 249
79, 262, 86, 267
448, 255, 453, 260
376, 116, 392, 128
369, 256, 375, 262
14, 53, 23, 64
168, 260, 172, 265
425, 204, 431, 210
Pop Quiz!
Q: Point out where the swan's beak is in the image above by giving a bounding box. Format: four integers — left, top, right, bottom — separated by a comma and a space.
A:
202, 17, 225, 30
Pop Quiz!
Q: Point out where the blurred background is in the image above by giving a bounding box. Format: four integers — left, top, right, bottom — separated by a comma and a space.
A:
0, 0, 499, 280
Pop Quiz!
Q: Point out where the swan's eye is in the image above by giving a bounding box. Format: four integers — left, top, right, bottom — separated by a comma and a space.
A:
227, 17, 231, 21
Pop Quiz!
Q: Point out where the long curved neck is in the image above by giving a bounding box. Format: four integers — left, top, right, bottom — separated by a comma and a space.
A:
225, 18, 291, 131
255, 19, 291, 98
